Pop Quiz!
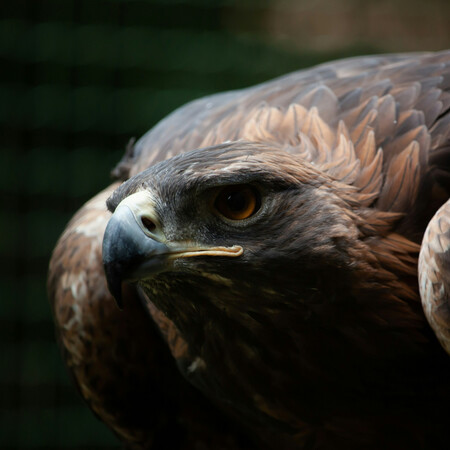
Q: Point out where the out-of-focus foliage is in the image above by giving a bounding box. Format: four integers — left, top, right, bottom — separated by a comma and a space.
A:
1, 0, 448, 448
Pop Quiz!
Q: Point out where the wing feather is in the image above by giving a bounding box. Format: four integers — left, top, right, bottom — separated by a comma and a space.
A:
420, 199, 450, 355
377, 141, 421, 212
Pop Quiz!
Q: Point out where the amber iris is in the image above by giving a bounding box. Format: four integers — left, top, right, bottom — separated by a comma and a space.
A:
214, 185, 260, 220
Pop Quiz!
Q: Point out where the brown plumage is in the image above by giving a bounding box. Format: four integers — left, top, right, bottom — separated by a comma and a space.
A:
48, 51, 450, 449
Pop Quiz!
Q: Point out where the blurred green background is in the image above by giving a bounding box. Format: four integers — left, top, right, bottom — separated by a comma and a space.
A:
1, 0, 448, 448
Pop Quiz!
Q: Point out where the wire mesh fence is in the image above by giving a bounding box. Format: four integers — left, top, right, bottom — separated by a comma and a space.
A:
1, 0, 448, 448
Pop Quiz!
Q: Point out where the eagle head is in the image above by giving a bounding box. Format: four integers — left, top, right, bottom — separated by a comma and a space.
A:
101, 140, 422, 431
103, 141, 370, 331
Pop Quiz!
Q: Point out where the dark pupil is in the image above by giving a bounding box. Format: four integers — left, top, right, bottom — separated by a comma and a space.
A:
226, 190, 247, 212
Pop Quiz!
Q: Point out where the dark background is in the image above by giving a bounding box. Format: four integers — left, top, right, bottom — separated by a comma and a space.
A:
1, 0, 448, 448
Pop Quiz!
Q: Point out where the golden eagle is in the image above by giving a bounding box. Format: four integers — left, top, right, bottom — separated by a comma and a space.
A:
48, 51, 450, 449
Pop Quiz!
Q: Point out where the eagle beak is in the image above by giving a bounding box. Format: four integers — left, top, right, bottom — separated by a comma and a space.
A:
102, 192, 170, 308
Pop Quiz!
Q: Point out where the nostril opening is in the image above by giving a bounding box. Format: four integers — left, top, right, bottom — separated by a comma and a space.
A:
141, 216, 156, 233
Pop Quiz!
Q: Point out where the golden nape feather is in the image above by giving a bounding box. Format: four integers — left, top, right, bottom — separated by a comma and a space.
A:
49, 51, 450, 450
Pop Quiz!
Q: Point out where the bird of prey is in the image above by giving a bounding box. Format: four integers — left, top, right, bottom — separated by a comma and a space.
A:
48, 51, 450, 450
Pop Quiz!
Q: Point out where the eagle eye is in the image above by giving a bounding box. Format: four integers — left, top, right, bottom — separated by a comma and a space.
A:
214, 185, 261, 221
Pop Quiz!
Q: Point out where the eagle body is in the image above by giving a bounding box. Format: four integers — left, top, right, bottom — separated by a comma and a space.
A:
49, 51, 450, 449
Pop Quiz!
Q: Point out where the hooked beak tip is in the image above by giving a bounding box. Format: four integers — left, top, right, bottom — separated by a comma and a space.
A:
103, 261, 125, 309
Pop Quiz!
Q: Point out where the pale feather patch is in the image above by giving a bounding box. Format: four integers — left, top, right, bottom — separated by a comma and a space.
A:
355, 129, 377, 167
336, 119, 351, 141
319, 134, 360, 184
300, 107, 335, 148
200, 272, 234, 287
278, 103, 308, 140
350, 109, 377, 144
377, 141, 421, 212
69, 273, 88, 302
353, 131, 384, 200
383, 123, 430, 168
341, 96, 378, 138
75, 215, 109, 239
187, 357, 206, 373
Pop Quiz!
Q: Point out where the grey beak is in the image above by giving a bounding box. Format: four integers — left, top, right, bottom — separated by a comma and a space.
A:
102, 204, 169, 308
